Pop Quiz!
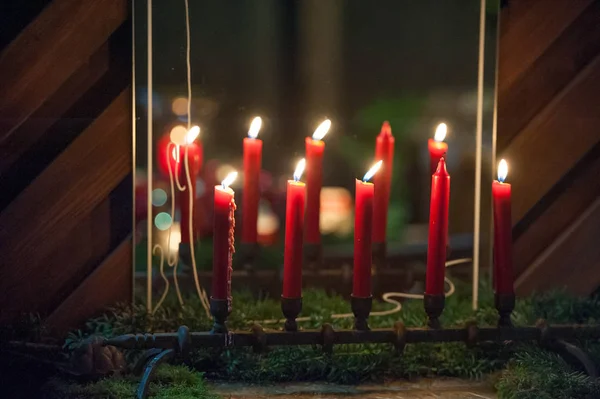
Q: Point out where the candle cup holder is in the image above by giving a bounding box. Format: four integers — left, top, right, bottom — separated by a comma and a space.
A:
281, 297, 302, 332
351, 296, 373, 331
495, 292, 515, 327
424, 294, 445, 329
210, 297, 231, 334
304, 243, 322, 269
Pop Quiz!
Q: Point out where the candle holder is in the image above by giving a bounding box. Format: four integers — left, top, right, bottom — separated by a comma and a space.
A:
424, 294, 445, 329
209, 297, 230, 333
281, 297, 302, 332
351, 295, 373, 330
495, 292, 515, 327
107, 319, 600, 399
304, 243, 322, 268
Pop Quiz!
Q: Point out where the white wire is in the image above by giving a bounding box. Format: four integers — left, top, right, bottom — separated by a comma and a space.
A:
252, 258, 471, 325
183, 0, 211, 317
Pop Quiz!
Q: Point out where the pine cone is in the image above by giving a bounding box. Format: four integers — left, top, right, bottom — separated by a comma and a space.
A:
70, 336, 126, 376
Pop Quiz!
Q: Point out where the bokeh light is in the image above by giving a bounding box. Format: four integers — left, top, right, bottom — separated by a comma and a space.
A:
151, 189, 168, 207
171, 97, 188, 116
154, 212, 173, 231
170, 125, 188, 145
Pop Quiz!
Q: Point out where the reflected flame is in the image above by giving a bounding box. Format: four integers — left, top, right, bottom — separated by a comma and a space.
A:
185, 126, 200, 144
172, 146, 180, 162
363, 160, 383, 182
498, 159, 508, 183
293, 158, 306, 182
312, 119, 331, 141
434, 123, 447, 142
221, 171, 238, 189
248, 116, 262, 139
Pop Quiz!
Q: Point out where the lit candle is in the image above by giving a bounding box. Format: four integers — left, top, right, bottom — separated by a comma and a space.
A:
373, 121, 395, 244
427, 123, 448, 175
425, 158, 450, 296
283, 159, 306, 299
305, 119, 331, 245
178, 126, 202, 244
242, 116, 263, 245
212, 171, 237, 301
492, 159, 513, 295
353, 161, 382, 298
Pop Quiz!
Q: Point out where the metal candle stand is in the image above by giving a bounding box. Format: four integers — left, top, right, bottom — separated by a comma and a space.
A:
106, 289, 600, 399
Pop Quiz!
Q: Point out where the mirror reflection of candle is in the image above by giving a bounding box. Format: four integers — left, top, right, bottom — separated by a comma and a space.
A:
428, 122, 448, 175
305, 119, 331, 246
178, 126, 202, 245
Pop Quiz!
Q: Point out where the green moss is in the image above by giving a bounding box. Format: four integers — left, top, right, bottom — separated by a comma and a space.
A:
57, 283, 600, 398
46, 365, 218, 399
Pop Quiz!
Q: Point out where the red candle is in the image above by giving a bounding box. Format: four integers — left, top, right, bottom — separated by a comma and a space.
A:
179, 127, 202, 244
425, 158, 450, 296
373, 121, 395, 243
283, 159, 306, 298
242, 117, 263, 244
492, 159, 514, 295
427, 123, 448, 175
212, 172, 237, 301
305, 119, 331, 245
353, 161, 382, 298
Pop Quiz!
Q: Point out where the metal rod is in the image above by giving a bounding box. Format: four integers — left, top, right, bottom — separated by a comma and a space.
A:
106, 323, 600, 350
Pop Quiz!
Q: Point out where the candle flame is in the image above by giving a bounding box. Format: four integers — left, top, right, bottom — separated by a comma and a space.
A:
221, 171, 238, 189
185, 125, 200, 144
293, 158, 306, 182
498, 159, 508, 183
172, 146, 180, 162
434, 123, 447, 142
248, 116, 262, 139
312, 119, 331, 141
363, 160, 383, 182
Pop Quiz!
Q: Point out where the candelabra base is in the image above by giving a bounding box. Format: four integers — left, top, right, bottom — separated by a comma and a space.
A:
106, 321, 600, 399
495, 292, 515, 327
281, 297, 302, 332
424, 294, 445, 329
351, 295, 373, 330
210, 298, 230, 334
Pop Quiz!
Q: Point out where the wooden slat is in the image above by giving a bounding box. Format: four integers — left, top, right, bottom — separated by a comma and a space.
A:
513, 148, 600, 277
0, 0, 127, 142
46, 237, 132, 334
501, 54, 600, 225
40, 197, 112, 315
497, 1, 600, 150
0, 89, 130, 321
498, 0, 592, 96
516, 199, 600, 295
0, 43, 110, 177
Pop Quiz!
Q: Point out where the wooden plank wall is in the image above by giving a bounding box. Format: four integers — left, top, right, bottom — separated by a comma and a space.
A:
497, 0, 600, 295
0, 0, 132, 334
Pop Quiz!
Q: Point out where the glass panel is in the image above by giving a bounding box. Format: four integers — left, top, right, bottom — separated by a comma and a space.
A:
133, 0, 499, 311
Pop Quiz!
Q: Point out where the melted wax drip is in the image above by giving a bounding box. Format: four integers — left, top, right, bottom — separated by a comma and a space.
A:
227, 198, 237, 312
